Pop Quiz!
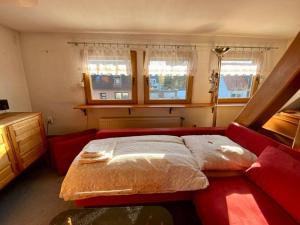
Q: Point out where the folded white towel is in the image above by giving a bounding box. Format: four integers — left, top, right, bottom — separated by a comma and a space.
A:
78, 142, 116, 164
78, 154, 111, 164
83, 142, 116, 154
80, 151, 105, 158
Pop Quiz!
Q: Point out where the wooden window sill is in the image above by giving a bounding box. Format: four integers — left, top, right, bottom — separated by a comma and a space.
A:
74, 103, 212, 115
216, 103, 247, 107
218, 98, 250, 104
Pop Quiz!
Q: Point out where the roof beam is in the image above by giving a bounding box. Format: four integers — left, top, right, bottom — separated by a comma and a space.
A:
235, 32, 300, 128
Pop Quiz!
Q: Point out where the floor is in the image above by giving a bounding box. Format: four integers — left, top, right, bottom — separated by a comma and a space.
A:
0, 161, 201, 225
0, 161, 75, 225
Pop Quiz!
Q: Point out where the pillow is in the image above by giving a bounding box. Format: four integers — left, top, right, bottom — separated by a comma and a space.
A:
182, 135, 257, 170
246, 146, 300, 223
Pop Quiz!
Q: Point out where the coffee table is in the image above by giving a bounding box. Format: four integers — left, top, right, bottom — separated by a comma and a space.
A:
50, 206, 173, 225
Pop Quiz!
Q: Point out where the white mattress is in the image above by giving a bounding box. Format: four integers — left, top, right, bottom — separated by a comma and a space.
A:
60, 135, 209, 201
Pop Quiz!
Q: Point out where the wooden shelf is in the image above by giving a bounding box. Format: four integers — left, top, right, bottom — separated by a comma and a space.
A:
217, 103, 246, 107
75, 103, 212, 109
74, 103, 212, 115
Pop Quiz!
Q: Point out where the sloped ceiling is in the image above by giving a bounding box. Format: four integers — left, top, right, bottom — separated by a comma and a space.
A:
0, 0, 299, 37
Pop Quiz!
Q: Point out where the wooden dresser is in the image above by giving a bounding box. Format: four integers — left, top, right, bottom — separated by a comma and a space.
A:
0, 112, 46, 189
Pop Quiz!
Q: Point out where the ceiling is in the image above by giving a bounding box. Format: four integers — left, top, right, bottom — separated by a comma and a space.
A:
0, 0, 299, 38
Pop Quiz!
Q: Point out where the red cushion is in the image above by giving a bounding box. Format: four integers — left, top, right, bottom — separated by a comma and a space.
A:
225, 123, 281, 156
246, 146, 300, 223
48, 129, 97, 175
96, 127, 226, 139
193, 177, 297, 225
75, 191, 194, 207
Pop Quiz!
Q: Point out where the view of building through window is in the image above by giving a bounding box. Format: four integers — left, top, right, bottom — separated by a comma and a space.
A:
88, 59, 132, 101
148, 60, 189, 100
218, 60, 258, 99
114, 92, 129, 100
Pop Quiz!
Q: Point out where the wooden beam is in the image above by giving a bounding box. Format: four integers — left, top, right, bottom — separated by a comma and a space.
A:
235, 32, 300, 128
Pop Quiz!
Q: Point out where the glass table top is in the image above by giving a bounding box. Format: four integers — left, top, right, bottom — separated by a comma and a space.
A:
50, 206, 174, 225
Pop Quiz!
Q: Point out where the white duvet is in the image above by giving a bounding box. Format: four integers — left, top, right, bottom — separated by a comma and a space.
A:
182, 135, 257, 171
60, 135, 208, 201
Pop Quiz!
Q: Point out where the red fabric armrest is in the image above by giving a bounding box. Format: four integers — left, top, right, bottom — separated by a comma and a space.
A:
225, 122, 281, 156
48, 129, 97, 175
96, 127, 226, 139
246, 146, 300, 223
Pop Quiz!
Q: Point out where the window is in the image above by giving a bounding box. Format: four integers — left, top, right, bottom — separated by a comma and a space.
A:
99, 92, 107, 99
114, 92, 129, 100
113, 77, 121, 87
144, 57, 194, 104
218, 60, 259, 103
83, 51, 137, 104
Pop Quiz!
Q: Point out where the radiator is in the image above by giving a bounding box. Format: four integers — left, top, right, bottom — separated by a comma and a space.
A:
99, 116, 184, 129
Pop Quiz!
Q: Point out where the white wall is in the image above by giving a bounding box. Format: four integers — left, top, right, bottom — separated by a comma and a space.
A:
20, 32, 288, 134
0, 25, 31, 112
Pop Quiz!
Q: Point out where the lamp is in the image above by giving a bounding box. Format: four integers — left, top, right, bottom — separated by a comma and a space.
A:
211, 47, 230, 127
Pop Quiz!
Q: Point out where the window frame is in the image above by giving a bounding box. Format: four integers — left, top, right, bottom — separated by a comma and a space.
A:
144, 75, 193, 104
83, 50, 138, 105
217, 59, 260, 104
143, 52, 194, 104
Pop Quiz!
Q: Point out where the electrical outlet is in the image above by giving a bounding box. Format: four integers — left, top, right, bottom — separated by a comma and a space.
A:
47, 116, 54, 125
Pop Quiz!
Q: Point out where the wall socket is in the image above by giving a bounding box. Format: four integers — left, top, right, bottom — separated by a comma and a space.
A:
47, 116, 54, 125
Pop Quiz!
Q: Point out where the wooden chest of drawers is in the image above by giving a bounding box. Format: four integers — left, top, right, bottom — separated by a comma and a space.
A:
0, 131, 16, 189
0, 112, 46, 189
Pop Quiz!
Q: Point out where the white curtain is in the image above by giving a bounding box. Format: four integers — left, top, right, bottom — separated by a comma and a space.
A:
208, 47, 273, 101
143, 46, 198, 77
220, 48, 271, 78
81, 44, 132, 76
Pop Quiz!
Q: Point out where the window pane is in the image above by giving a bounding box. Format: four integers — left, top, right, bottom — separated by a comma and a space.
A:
88, 59, 132, 101
218, 60, 257, 99
148, 60, 188, 100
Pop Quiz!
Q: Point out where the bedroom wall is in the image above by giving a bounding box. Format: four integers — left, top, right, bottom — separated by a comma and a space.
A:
0, 25, 31, 112
20, 32, 288, 135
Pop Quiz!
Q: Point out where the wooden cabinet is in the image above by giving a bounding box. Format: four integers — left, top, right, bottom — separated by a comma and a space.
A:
263, 110, 300, 149
0, 112, 46, 189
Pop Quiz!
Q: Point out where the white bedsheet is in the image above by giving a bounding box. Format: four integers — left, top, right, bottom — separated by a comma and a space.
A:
60, 135, 208, 201
182, 135, 257, 171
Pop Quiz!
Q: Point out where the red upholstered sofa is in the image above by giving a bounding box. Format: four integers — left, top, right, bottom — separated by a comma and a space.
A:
49, 123, 300, 225
194, 144, 300, 225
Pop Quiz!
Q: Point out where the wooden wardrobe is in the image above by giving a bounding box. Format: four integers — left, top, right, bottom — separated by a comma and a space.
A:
0, 112, 46, 189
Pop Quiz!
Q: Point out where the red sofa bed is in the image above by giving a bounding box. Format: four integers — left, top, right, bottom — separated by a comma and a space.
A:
49, 123, 300, 225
